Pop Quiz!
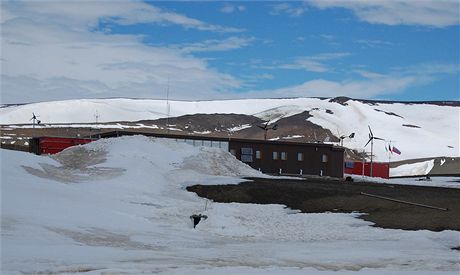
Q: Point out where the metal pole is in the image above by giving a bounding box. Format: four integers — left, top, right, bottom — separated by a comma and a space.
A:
360, 192, 448, 211
370, 139, 373, 177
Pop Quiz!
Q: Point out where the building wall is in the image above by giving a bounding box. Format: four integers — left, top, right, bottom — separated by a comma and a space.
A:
229, 140, 344, 178
32, 137, 93, 155
344, 161, 389, 179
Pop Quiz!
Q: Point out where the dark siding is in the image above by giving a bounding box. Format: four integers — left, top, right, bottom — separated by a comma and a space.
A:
229, 140, 344, 178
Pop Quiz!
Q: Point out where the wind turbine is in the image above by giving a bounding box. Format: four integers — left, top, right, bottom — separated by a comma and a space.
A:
30, 113, 41, 128
339, 132, 355, 146
256, 120, 278, 140
364, 126, 384, 177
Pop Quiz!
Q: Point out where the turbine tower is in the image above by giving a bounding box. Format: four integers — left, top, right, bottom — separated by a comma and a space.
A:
364, 126, 384, 177
256, 120, 278, 140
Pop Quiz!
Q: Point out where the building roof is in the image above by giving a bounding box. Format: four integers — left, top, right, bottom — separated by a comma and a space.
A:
90, 130, 344, 151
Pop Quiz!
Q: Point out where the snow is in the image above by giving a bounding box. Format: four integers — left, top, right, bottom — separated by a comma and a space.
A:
283, 135, 305, 140
1, 97, 457, 162
227, 124, 252, 132
348, 174, 460, 189
2, 136, 460, 274
7, 123, 160, 129
390, 159, 435, 177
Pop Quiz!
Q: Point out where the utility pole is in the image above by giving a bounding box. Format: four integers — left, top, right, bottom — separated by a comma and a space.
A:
166, 79, 170, 134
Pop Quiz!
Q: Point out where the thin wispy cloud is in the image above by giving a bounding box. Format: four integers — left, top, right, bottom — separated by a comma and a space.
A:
355, 39, 395, 48
220, 4, 246, 14
177, 37, 254, 53
270, 3, 307, 17
247, 63, 458, 99
307, 0, 460, 28
260, 53, 351, 73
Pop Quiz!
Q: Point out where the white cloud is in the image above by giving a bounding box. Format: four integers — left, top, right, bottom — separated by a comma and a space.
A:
177, 37, 254, 53
246, 63, 458, 99
270, 3, 307, 17
1, 1, 244, 103
247, 77, 417, 99
355, 39, 395, 48
3, 0, 243, 33
307, 0, 460, 28
220, 4, 246, 14
261, 52, 351, 72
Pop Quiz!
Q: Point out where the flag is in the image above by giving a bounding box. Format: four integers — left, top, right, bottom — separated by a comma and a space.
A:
392, 146, 401, 155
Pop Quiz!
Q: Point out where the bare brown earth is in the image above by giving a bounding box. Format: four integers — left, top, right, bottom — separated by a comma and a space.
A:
187, 177, 460, 232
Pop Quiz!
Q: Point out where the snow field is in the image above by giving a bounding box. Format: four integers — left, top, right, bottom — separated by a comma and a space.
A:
1, 136, 460, 274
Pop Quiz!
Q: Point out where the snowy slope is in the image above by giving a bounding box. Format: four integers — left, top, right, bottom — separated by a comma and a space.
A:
2, 136, 459, 274
0, 97, 458, 161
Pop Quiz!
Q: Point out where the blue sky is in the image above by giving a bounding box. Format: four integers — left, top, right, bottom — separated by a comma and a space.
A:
1, 1, 459, 103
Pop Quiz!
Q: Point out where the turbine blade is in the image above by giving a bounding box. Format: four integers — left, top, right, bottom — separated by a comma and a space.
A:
374, 137, 385, 141
364, 138, 372, 147
368, 125, 373, 137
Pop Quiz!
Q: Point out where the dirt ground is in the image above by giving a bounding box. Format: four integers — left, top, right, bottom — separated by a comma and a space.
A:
187, 177, 460, 232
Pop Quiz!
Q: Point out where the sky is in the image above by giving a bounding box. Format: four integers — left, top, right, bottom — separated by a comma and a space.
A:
1, 0, 459, 104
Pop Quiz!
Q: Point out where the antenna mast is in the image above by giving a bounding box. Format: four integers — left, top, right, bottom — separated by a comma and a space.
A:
166, 79, 170, 134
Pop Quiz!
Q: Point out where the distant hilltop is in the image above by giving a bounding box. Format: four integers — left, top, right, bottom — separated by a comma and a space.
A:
0, 97, 458, 162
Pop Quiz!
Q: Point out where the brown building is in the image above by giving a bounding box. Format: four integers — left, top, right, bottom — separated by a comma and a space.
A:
229, 139, 344, 178
90, 130, 345, 178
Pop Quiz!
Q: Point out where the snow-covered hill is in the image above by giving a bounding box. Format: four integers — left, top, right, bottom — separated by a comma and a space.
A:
2, 136, 459, 274
0, 97, 458, 161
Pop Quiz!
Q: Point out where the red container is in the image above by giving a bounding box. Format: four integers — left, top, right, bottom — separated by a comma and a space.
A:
39, 137, 93, 154
344, 161, 389, 179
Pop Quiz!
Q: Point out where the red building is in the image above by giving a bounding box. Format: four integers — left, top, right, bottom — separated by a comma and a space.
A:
344, 161, 390, 179
30, 137, 93, 155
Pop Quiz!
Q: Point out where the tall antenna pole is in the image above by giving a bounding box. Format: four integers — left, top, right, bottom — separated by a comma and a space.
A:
166, 79, 170, 134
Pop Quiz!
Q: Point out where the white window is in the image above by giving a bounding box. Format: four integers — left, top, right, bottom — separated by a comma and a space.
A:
273, 151, 278, 160
281, 152, 287, 160
297, 152, 304, 161
255, 150, 261, 159
322, 154, 328, 163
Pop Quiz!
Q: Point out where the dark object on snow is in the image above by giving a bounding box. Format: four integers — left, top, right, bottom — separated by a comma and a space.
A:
418, 176, 432, 181
345, 176, 354, 182
190, 214, 208, 228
